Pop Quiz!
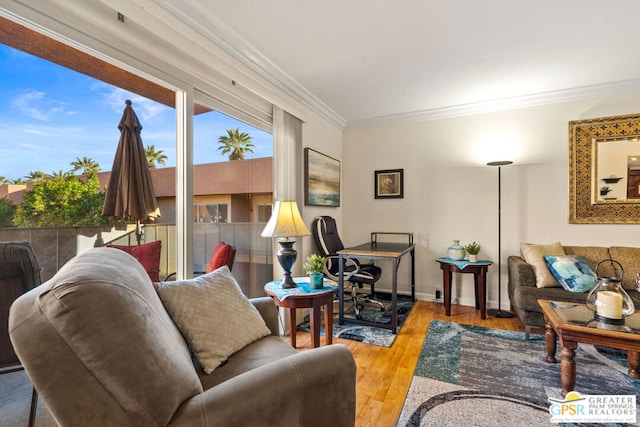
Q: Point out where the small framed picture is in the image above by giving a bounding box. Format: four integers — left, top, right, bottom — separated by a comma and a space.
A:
375, 169, 404, 199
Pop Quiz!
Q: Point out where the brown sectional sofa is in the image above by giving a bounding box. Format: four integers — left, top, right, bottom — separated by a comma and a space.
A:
508, 245, 640, 338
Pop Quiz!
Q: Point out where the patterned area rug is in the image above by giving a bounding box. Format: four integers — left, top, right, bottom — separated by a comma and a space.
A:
397, 320, 640, 426
297, 293, 414, 347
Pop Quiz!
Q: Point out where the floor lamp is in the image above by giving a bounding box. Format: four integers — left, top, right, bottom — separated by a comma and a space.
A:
487, 160, 513, 318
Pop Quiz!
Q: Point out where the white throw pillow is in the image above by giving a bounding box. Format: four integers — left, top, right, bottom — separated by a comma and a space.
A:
154, 266, 271, 374
520, 242, 565, 288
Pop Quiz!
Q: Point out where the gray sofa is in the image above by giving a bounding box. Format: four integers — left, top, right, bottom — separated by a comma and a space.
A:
9, 247, 356, 427
508, 245, 640, 338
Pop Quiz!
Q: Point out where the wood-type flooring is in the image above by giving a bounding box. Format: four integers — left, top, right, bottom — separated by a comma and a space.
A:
291, 300, 525, 427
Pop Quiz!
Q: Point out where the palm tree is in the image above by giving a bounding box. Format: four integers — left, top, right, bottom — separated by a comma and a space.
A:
71, 157, 100, 177
217, 128, 254, 160
50, 170, 73, 179
0, 176, 9, 185
10, 178, 26, 184
145, 145, 167, 169
25, 171, 48, 182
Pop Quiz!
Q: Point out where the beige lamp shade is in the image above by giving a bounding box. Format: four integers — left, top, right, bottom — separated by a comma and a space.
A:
261, 200, 311, 238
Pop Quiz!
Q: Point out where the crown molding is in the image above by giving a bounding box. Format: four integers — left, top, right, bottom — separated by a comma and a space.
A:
150, 0, 347, 129
344, 78, 640, 129
157, 3, 640, 131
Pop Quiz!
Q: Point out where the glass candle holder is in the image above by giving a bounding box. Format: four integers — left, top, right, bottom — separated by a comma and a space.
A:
586, 260, 635, 325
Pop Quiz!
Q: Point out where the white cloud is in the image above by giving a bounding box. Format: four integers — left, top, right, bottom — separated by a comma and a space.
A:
11, 90, 66, 121
93, 83, 169, 122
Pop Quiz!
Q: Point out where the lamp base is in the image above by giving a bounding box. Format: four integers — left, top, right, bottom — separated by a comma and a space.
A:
280, 274, 297, 289
487, 308, 514, 318
277, 240, 298, 289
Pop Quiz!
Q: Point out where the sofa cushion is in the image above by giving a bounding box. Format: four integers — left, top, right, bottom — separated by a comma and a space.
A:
543, 255, 597, 293
198, 335, 298, 390
154, 266, 271, 374
520, 242, 565, 288
512, 283, 591, 313
562, 246, 611, 271
608, 247, 640, 290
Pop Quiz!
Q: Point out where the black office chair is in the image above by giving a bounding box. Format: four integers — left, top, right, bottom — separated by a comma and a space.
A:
312, 216, 384, 318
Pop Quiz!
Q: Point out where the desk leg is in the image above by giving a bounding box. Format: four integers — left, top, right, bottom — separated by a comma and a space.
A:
478, 268, 487, 319
338, 254, 345, 325
289, 308, 297, 349
443, 266, 452, 316
324, 301, 333, 345
391, 258, 399, 334
411, 249, 416, 301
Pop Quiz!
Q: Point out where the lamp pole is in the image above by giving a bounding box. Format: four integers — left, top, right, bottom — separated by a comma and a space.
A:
487, 161, 513, 318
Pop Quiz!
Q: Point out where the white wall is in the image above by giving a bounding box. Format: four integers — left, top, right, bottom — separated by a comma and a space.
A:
343, 92, 640, 309
298, 109, 344, 264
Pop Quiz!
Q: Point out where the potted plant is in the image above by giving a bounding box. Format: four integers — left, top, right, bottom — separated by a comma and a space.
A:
465, 242, 481, 262
304, 253, 326, 289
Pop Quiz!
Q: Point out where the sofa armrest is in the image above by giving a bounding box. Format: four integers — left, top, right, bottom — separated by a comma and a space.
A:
170, 344, 356, 427
250, 297, 280, 337
508, 256, 537, 296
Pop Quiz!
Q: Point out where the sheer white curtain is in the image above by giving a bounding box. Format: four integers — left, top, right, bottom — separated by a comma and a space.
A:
272, 106, 303, 201
271, 106, 304, 333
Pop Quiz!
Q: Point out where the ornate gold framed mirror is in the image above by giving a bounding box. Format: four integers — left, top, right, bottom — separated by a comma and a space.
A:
569, 113, 640, 224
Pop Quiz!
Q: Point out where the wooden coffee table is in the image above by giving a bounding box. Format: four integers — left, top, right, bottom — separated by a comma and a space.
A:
539, 299, 640, 397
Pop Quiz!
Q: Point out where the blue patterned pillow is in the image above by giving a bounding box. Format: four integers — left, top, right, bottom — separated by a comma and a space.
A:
543, 255, 597, 293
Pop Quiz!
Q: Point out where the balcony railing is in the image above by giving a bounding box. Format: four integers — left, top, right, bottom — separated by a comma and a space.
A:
0, 222, 273, 298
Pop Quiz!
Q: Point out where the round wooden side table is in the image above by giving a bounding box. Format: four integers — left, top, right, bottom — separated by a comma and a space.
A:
264, 279, 336, 348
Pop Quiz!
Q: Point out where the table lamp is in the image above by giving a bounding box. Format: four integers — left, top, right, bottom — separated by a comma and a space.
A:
261, 200, 311, 288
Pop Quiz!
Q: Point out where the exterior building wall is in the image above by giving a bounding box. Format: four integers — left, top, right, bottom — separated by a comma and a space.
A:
2, 158, 273, 225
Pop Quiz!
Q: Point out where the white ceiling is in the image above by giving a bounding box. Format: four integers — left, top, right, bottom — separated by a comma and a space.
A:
155, 0, 640, 128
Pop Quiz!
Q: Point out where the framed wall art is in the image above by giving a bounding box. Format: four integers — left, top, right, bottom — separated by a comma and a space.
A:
375, 169, 404, 199
569, 113, 640, 224
304, 148, 340, 207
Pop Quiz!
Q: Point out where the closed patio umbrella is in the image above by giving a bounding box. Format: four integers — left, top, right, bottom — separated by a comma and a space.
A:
102, 100, 160, 244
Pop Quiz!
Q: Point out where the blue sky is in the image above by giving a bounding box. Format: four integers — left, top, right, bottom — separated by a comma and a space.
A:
0, 44, 272, 181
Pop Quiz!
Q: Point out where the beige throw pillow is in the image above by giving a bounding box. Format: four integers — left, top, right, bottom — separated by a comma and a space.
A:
154, 266, 271, 374
521, 242, 566, 288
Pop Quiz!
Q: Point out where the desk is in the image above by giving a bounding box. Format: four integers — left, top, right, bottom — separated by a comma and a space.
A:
338, 232, 415, 333
435, 258, 492, 319
264, 279, 336, 348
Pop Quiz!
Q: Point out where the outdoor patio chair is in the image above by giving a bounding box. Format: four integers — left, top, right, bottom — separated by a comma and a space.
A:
107, 240, 162, 282
0, 241, 42, 427
164, 241, 235, 281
